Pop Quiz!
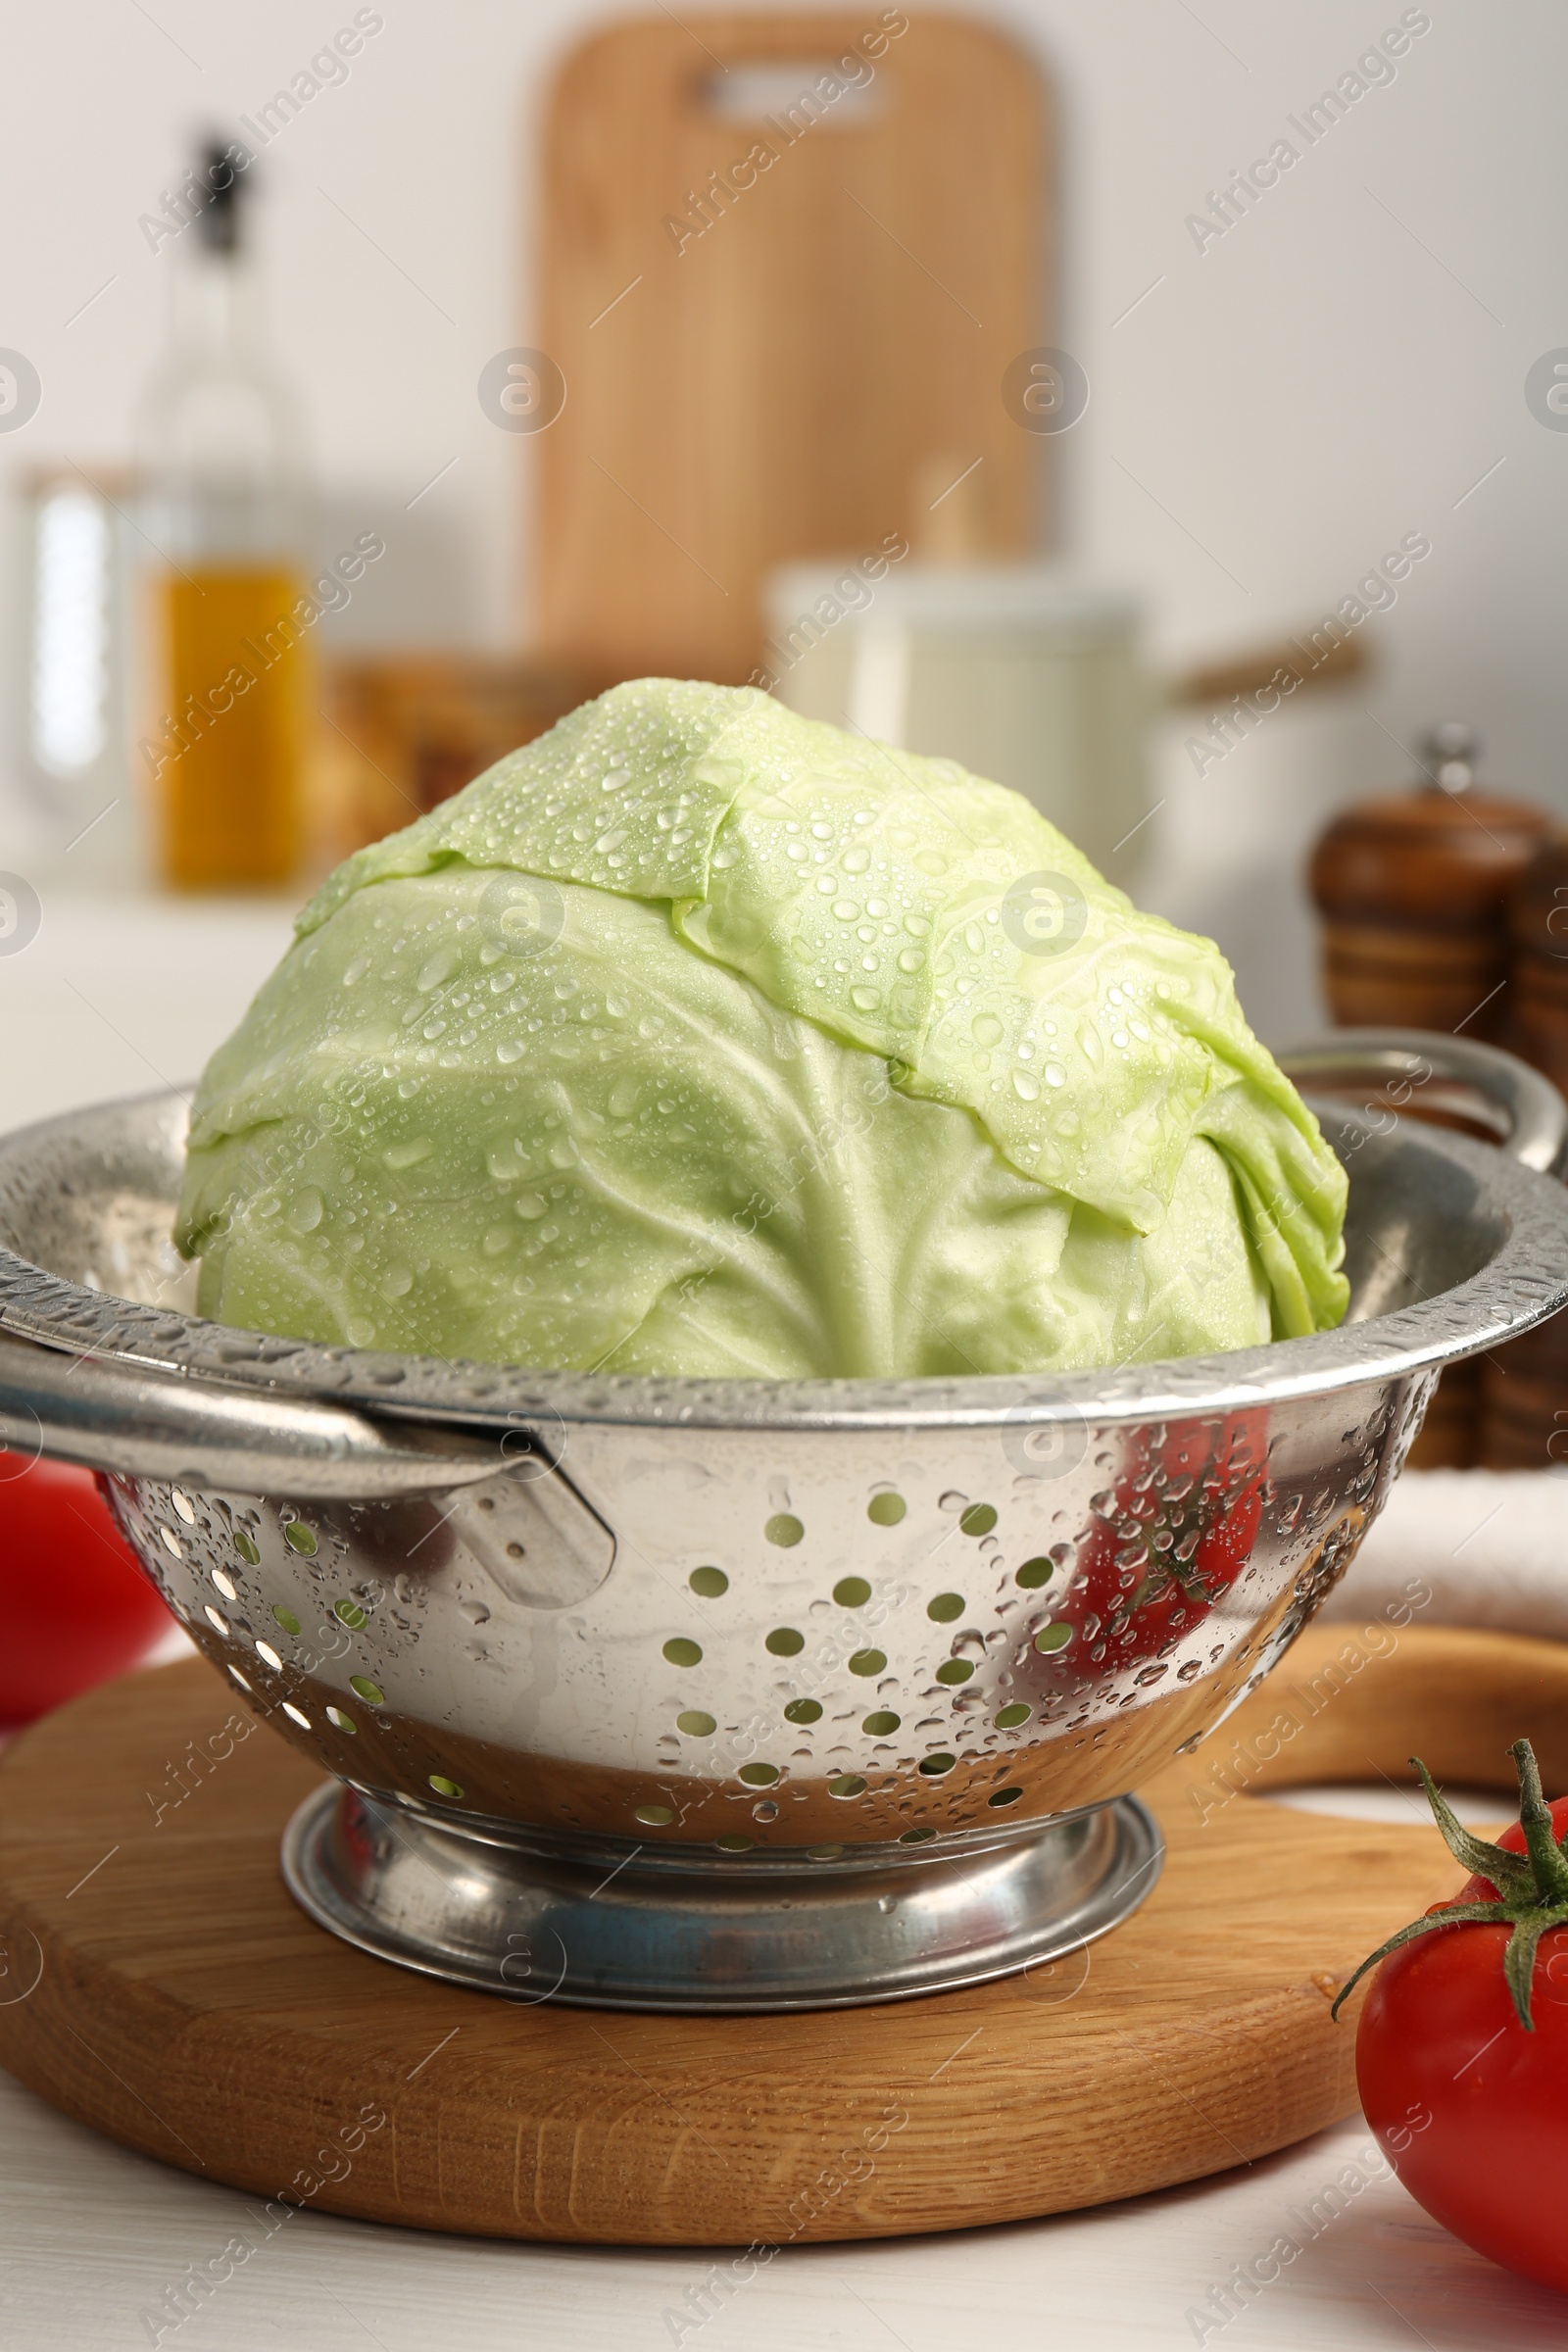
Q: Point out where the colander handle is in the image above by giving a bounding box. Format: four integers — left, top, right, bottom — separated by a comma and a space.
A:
0, 1328, 513, 1499
1274, 1027, 1568, 1179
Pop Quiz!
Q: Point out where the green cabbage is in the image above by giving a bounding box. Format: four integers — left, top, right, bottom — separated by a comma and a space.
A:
176, 680, 1348, 1376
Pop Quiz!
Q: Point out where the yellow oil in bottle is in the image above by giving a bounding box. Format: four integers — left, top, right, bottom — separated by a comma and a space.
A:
153, 564, 307, 889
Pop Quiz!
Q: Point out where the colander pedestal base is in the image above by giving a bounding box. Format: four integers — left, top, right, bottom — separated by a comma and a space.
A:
280, 1780, 1163, 2012
1, 1642, 1499, 2240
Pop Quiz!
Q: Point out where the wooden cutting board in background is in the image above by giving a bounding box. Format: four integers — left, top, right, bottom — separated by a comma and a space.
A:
534, 10, 1052, 685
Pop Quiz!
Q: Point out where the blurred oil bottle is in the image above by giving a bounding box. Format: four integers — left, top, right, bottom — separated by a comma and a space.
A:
138, 141, 306, 888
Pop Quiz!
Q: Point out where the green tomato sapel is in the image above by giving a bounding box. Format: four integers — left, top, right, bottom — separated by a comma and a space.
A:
176, 680, 1348, 1377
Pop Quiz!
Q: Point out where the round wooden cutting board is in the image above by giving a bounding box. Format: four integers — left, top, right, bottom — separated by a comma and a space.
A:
0, 1623, 1557, 2247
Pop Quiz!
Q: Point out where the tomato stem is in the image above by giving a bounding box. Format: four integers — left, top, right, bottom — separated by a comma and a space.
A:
1332, 1738, 1568, 2034
1511, 1739, 1568, 1904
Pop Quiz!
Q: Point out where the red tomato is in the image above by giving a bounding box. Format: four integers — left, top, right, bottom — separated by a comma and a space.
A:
1352, 1775, 1568, 2294
1457, 1792, 1568, 1897
1043, 1410, 1267, 1679
0, 1451, 174, 1725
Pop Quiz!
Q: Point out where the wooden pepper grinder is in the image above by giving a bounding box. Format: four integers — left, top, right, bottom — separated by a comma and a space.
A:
1507, 831, 1568, 1097
1308, 725, 1552, 1467
1478, 834, 1568, 1468
1308, 724, 1552, 1040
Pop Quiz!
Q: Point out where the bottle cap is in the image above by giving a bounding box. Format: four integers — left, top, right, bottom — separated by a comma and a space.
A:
195, 139, 247, 255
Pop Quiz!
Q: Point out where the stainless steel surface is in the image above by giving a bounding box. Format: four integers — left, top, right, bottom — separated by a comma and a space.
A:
0, 1028, 1565, 2008
0, 1330, 513, 1498
280, 1782, 1163, 2011
1275, 1027, 1568, 1177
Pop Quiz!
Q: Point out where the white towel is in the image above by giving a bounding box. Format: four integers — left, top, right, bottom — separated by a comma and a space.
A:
1325, 1468, 1568, 1639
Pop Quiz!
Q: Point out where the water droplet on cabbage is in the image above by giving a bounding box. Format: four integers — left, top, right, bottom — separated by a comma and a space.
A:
417, 947, 460, 992
287, 1188, 323, 1234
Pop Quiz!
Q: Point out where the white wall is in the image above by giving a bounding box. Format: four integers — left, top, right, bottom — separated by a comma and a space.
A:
3, 0, 1564, 1036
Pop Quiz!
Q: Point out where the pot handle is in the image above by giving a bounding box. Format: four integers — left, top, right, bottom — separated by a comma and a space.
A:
0, 1328, 513, 1499
1274, 1027, 1568, 1178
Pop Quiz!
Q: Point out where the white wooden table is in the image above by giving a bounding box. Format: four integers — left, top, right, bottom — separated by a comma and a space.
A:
0, 886, 296, 1133
2, 890, 1564, 2348
4, 2070, 1565, 2352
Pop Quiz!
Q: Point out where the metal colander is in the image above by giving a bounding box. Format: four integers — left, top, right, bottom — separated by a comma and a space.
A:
1, 1030, 1564, 2010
